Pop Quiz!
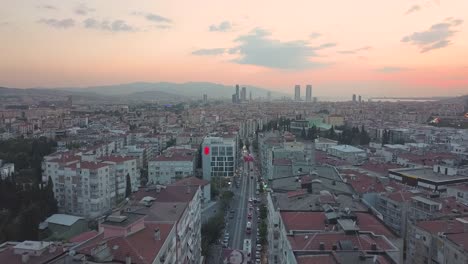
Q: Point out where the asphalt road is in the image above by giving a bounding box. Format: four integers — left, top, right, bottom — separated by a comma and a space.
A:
223, 147, 260, 257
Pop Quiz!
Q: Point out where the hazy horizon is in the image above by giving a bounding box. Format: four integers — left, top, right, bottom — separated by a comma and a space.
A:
1, 0, 468, 97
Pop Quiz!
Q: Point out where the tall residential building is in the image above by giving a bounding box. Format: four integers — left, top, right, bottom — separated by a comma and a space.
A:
241, 87, 247, 101
203, 94, 207, 103
148, 147, 197, 185
352, 94, 356, 102
294, 85, 301, 101
202, 136, 237, 181
358, 95, 362, 102
306, 84, 312, 102
42, 151, 140, 218
249, 91, 252, 101
267, 91, 271, 101
235, 84, 240, 103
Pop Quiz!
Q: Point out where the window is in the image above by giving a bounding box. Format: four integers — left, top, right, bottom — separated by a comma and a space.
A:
219, 147, 226, 156
212, 147, 219, 156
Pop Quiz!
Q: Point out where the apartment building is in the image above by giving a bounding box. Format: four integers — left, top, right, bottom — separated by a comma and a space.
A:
42, 152, 139, 218
376, 191, 417, 236
131, 184, 203, 264
407, 218, 468, 264
447, 183, 468, 204
101, 155, 140, 199
202, 135, 237, 181
148, 148, 197, 185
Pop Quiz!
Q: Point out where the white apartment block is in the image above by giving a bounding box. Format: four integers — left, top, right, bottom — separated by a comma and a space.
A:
56, 161, 112, 218
101, 156, 140, 198
148, 149, 196, 185
42, 152, 139, 218
202, 136, 237, 182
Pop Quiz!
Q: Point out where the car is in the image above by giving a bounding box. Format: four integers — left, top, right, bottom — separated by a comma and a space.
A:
256, 191, 260, 195
256, 244, 262, 251
248, 212, 252, 219
230, 209, 235, 214
248, 198, 253, 203
255, 259, 261, 264
255, 252, 261, 259
257, 218, 261, 224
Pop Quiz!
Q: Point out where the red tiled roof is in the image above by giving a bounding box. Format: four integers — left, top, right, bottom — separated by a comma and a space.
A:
339, 169, 386, 194
416, 219, 465, 234
78, 222, 174, 264
288, 233, 395, 251
69, 230, 99, 243
100, 155, 136, 163
170, 176, 209, 187
280, 211, 330, 232
80, 161, 109, 170
355, 213, 395, 238
49, 155, 81, 164
446, 232, 468, 252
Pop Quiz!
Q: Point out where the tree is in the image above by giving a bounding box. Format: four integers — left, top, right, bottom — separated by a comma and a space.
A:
327, 126, 337, 140
43, 177, 58, 216
359, 125, 371, 145
126, 173, 132, 198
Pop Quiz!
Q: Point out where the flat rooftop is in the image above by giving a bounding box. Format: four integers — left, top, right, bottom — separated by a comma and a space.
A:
390, 167, 468, 183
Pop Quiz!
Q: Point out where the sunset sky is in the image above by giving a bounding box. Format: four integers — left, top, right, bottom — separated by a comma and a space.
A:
1, 0, 468, 97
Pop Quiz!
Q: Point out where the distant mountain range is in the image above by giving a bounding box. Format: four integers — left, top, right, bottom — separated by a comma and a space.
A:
0, 82, 290, 104
57, 82, 288, 99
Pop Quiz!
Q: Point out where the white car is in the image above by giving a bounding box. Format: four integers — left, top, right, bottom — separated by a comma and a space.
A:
256, 244, 262, 251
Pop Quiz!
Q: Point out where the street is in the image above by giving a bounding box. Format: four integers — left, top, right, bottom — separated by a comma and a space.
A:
224, 145, 261, 261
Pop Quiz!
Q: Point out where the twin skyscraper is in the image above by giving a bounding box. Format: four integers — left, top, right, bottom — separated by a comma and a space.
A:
294, 84, 313, 102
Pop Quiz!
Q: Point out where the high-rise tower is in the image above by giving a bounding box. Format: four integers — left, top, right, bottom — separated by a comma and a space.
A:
241, 87, 247, 101
306, 85, 312, 102
294, 85, 301, 101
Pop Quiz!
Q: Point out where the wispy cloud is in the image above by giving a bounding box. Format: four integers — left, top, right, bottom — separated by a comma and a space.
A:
83, 18, 137, 32
376, 67, 408, 73
132, 12, 172, 29
338, 46, 372, 54
309, 32, 322, 39
405, 5, 421, 15
312, 42, 337, 50
192, 28, 335, 69
192, 48, 226, 56
74, 3, 95, 16
37, 18, 75, 29
401, 19, 463, 53
231, 28, 332, 69
209, 21, 232, 32
37, 5, 58, 10
145, 13, 172, 23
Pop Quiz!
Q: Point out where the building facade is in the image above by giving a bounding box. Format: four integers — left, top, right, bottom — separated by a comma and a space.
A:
202, 136, 237, 181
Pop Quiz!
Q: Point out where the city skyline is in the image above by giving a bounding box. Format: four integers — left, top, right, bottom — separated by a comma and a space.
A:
1, 0, 468, 97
